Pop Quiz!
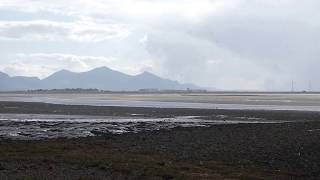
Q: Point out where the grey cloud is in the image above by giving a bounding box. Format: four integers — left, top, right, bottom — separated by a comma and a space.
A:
0, 20, 130, 42
139, 1, 320, 90
145, 29, 268, 90
1, 0, 320, 90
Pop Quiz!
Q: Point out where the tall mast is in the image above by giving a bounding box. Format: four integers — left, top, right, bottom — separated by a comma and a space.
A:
308, 80, 312, 92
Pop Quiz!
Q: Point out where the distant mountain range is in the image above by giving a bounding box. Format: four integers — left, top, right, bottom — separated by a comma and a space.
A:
0, 67, 198, 91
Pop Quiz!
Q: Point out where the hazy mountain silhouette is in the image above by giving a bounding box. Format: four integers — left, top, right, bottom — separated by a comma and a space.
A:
0, 72, 40, 91
0, 67, 198, 91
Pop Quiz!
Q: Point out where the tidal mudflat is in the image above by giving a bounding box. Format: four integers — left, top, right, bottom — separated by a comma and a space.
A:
0, 113, 284, 140
0, 101, 319, 179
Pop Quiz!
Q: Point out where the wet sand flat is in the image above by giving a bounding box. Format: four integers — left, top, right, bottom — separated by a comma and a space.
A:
2, 92, 320, 111
0, 101, 320, 179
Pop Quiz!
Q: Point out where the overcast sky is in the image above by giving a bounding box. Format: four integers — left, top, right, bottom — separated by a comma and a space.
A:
0, 0, 319, 91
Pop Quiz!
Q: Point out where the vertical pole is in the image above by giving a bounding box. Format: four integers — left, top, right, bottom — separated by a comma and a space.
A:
308, 80, 312, 92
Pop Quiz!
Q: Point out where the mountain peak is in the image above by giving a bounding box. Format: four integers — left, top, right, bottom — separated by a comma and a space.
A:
55, 69, 73, 74
85, 66, 118, 75
44, 69, 75, 81
90, 66, 112, 72
137, 71, 157, 77
1, 67, 199, 91
0, 71, 9, 78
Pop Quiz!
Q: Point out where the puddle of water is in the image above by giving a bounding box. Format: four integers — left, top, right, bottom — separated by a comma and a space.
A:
307, 129, 320, 132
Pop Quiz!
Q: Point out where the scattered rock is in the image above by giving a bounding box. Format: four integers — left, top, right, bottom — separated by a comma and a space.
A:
161, 174, 174, 180
0, 163, 6, 171
157, 162, 165, 166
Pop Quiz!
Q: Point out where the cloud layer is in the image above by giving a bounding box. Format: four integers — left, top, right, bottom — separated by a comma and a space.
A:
0, 0, 320, 90
0, 20, 130, 42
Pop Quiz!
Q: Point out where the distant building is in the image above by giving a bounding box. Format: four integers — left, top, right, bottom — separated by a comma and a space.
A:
138, 88, 159, 92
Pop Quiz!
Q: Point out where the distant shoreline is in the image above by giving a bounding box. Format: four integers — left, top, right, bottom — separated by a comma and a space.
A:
2, 91, 320, 112
1, 90, 320, 94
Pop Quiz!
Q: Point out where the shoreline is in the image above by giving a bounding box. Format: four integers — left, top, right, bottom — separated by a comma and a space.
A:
1, 101, 320, 120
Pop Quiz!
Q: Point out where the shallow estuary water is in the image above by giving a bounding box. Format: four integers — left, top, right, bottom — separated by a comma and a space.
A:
2, 92, 320, 111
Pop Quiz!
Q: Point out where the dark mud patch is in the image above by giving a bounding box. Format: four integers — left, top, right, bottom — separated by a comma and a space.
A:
0, 122, 319, 179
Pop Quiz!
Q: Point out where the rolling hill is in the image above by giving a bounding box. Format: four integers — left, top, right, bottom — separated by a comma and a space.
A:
0, 67, 197, 91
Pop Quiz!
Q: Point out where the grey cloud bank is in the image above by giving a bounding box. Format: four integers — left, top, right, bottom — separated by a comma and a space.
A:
0, 0, 319, 91
0, 20, 130, 42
